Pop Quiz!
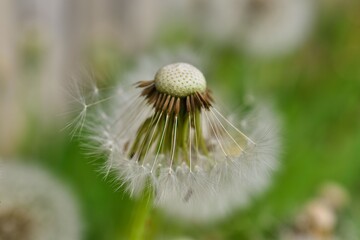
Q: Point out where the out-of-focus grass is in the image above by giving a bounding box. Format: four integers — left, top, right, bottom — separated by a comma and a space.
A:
16, 2, 360, 239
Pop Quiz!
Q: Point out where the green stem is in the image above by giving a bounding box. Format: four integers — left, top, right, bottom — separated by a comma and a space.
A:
127, 187, 153, 240
182, 113, 190, 165
195, 109, 209, 156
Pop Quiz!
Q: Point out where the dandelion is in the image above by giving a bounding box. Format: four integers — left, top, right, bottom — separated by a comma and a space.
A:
75, 53, 280, 221
0, 161, 82, 240
280, 183, 354, 240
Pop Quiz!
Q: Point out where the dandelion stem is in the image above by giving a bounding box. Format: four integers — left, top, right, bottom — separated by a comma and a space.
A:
182, 113, 190, 165
195, 109, 209, 156
127, 186, 153, 240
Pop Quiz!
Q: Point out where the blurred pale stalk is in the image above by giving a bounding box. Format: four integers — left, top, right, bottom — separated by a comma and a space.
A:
0, 0, 26, 155
88, 0, 161, 54
18, 0, 69, 124
0, 0, 91, 154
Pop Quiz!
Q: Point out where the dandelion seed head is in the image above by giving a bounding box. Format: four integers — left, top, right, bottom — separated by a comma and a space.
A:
0, 161, 82, 240
75, 51, 281, 222
154, 63, 207, 97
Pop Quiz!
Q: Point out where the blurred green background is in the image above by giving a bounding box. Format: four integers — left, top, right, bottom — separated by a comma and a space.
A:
1, 0, 359, 239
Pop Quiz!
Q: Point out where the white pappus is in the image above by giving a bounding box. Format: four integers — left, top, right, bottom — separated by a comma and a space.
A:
70, 51, 281, 222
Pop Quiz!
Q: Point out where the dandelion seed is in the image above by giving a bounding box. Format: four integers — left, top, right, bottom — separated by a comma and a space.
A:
78, 53, 280, 221
0, 161, 82, 240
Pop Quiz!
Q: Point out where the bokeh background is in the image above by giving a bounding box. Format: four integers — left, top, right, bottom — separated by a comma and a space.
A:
0, 0, 359, 239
